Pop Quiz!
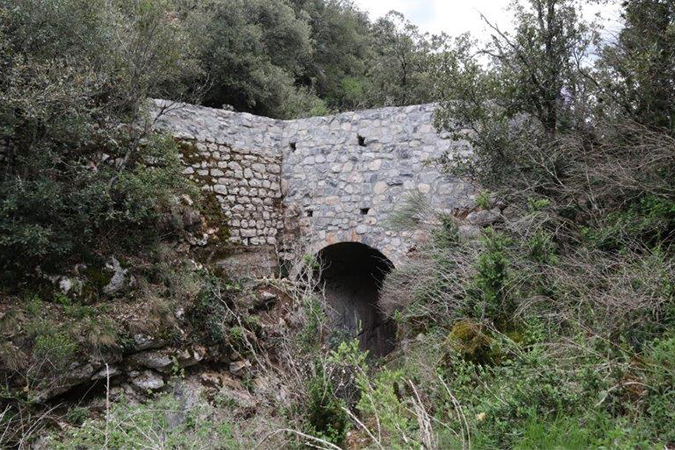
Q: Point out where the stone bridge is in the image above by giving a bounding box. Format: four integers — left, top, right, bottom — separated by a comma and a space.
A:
152, 100, 475, 356
152, 100, 475, 266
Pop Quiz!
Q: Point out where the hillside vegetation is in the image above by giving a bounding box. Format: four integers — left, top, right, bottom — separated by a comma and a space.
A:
1, 0, 674, 449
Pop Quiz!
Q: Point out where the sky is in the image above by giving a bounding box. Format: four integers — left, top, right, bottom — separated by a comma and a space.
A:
353, 0, 623, 41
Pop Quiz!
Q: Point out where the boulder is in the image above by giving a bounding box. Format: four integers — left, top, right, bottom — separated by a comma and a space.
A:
458, 225, 481, 241
128, 350, 174, 373
34, 363, 98, 402
130, 370, 165, 391
166, 379, 203, 428
229, 359, 251, 376
91, 365, 120, 380
176, 346, 206, 368
502, 205, 522, 221
131, 333, 168, 352
103, 257, 128, 295
466, 209, 502, 227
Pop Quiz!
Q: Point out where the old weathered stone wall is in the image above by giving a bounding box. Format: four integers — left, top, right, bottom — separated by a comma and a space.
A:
281, 104, 474, 264
152, 100, 475, 265
152, 100, 284, 247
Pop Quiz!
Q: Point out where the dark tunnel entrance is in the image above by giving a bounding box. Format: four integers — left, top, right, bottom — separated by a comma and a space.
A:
316, 243, 396, 358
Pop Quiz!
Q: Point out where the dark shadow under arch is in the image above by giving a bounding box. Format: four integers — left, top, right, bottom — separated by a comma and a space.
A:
316, 242, 396, 358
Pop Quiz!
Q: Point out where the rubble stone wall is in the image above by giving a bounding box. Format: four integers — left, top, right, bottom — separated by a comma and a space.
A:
281, 104, 474, 264
153, 100, 284, 247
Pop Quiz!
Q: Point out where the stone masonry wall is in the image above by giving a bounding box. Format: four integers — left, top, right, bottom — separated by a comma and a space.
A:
281, 104, 474, 264
180, 140, 282, 246
152, 100, 475, 265
152, 100, 284, 247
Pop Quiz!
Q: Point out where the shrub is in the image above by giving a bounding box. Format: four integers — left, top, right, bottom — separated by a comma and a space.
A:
585, 195, 675, 251
470, 229, 513, 324
476, 190, 492, 210
356, 369, 414, 447
641, 335, 675, 443
305, 367, 350, 445
187, 273, 236, 347
48, 392, 238, 449
304, 340, 367, 446
32, 328, 78, 372
0, 0, 199, 280
0, 135, 194, 277
297, 295, 327, 353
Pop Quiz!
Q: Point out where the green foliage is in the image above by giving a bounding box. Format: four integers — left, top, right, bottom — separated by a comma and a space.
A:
356, 1, 675, 448
291, 0, 373, 111
328, 338, 368, 368
527, 229, 557, 264
527, 197, 551, 212
471, 229, 513, 323
49, 392, 237, 449
187, 273, 236, 347
431, 213, 460, 247
0, 0, 199, 279
24, 294, 43, 317
32, 326, 78, 372
65, 407, 89, 426
585, 195, 675, 251
640, 335, 675, 443
356, 368, 414, 448
173, 0, 445, 116
303, 340, 368, 445
435, 0, 594, 190
476, 191, 492, 210
181, 0, 313, 117
365, 11, 444, 107
297, 295, 326, 353
1, 0, 448, 130
281, 86, 331, 118
305, 369, 349, 445
303, 254, 320, 271
598, 0, 675, 132
305, 364, 349, 444
513, 413, 649, 450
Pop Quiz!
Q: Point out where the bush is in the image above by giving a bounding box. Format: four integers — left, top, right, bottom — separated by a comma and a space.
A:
0, 0, 199, 280
470, 229, 513, 324
305, 367, 350, 445
303, 340, 367, 445
0, 135, 193, 276
48, 391, 237, 449
32, 328, 78, 372
187, 273, 237, 347
585, 194, 675, 251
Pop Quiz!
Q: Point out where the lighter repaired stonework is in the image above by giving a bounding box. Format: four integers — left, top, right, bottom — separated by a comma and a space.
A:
152, 99, 475, 265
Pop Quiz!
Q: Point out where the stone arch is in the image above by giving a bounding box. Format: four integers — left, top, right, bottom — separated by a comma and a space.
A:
316, 242, 396, 358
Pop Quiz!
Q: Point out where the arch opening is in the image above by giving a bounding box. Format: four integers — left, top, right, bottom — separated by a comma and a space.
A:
316, 242, 396, 358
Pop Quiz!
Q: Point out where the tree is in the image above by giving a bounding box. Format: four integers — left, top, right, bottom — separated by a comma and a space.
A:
367, 11, 445, 107
435, 0, 595, 190
173, 0, 444, 116
0, 0, 197, 277
483, 0, 593, 137
291, 0, 374, 111
179, 0, 315, 118
597, 0, 675, 132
